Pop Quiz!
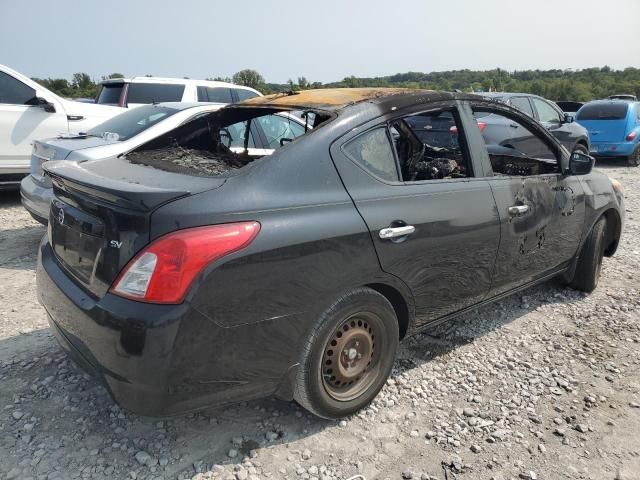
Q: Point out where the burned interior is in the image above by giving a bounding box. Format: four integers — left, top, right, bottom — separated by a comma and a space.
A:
473, 108, 560, 177
124, 107, 331, 176
394, 110, 471, 181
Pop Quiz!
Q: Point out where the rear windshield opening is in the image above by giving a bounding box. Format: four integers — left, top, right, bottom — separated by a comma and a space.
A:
124, 107, 331, 177
577, 103, 629, 121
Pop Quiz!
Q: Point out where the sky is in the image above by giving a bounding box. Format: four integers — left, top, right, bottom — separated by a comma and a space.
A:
1, 0, 639, 84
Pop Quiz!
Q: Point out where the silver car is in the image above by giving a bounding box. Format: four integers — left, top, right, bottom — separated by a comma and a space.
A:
21, 102, 308, 223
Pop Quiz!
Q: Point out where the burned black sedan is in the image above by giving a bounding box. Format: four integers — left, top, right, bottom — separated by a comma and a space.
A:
37, 89, 624, 419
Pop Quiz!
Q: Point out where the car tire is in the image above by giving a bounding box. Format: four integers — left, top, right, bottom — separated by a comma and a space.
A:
627, 146, 640, 167
569, 217, 607, 293
293, 287, 399, 419
572, 144, 589, 156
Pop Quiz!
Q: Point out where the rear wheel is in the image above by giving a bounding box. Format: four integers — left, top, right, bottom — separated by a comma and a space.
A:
627, 146, 640, 167
294, 288, 399, 419
569, 217, 607, 293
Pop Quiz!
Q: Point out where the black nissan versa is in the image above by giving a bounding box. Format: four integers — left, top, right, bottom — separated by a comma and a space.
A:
36, 89, 625, 419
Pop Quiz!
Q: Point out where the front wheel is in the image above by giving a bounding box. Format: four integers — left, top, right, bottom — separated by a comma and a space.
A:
628, 146, 640, 167
569, 217, 607, 293
572, 144, 589, 156
293, 288, 399, 419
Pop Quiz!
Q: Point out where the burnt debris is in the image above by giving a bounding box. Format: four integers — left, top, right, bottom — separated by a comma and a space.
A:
126, 147, 253, 177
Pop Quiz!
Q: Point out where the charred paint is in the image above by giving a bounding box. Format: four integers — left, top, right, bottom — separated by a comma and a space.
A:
553, 185, 576, 217
239, 88, 432, 110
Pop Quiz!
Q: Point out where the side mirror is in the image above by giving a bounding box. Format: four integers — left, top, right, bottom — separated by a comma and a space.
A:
36, 97, 56, 113
568, 151, 594, 175
563, 113, 574, 124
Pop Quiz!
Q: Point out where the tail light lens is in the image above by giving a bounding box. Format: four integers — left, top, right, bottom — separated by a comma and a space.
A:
111, 222, 260, 304
626, 131, 638, 141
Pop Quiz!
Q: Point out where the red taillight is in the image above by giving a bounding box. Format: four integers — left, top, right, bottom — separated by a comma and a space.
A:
627, 130, 638, 141
111, 222, 260, 304
476, 121, 487, 132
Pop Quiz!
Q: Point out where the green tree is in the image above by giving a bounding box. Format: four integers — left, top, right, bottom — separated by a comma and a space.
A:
232, 69, 265, 90
101, 73, 125, 80
297, 76, 310, 90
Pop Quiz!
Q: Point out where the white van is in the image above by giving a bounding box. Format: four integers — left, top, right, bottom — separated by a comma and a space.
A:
96, 77, 262, 108
0, 64, 122, 187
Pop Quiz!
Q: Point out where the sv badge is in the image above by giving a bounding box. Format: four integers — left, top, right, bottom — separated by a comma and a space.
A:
109, 240, 123, 249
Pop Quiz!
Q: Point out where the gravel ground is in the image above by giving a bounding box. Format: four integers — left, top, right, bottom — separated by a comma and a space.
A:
1, 161, 638, 480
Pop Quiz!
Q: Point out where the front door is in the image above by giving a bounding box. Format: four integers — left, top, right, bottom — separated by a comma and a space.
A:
331, 102, 501, 326
0, 71, 67, 173
469, 103, 586, 295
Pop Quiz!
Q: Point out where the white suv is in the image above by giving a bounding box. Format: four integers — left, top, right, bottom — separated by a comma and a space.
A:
0, 64, 122, 187
96, 77, 262, 108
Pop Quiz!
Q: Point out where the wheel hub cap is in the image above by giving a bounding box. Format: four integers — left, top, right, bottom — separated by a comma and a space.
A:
321, 315, 380, 401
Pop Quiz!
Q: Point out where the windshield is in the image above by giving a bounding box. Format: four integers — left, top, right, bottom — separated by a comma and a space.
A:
577, 103, 629, 121
86, 105, 181, 141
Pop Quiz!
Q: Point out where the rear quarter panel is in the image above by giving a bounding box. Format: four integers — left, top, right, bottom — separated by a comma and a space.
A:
149, 122, 413, 386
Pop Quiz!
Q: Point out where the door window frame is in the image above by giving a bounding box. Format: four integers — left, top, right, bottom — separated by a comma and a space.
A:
508, 96, 535, 118
466, 100, 568, 178
0, 71, 38, 107
531, 97, 564, 124
336, 100, 489, 187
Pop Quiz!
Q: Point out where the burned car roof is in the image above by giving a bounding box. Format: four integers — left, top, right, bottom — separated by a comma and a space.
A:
238, 88, 480, 112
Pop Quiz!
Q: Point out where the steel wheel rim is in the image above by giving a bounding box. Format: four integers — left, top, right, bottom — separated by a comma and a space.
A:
321, 312, 383, 402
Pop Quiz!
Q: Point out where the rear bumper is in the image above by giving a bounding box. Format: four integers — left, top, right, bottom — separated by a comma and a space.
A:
20, 175, 52, 225
37, 239, 298, 416
590, 141, 637, 157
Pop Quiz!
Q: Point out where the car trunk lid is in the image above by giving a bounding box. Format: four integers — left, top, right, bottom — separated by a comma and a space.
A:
44, 157, 225, 298
32, 137, 121, 184
580, 119, 629, 143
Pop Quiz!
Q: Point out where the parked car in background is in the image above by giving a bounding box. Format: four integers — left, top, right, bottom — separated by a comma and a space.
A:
576, 100, 640, 166
608, 94, 637, 101
0, 63, 122, 188
37, 89, 623, 419
96, 77, 262, 108
480, 92, 590, 155
21, 102, 307, 223
556, 101, 584, 117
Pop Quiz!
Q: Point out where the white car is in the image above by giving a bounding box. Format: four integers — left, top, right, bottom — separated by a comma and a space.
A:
96, 77, 262, 108
0, 63, 123, 187
20, 102, 308, 223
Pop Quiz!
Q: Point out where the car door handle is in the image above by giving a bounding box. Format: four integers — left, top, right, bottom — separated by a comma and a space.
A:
509, 123, 520, 128
379, 225, 416, 239
508, 205, 529, 216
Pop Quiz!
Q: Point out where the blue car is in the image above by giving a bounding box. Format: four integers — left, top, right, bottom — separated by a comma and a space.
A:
576, 100, 640, 166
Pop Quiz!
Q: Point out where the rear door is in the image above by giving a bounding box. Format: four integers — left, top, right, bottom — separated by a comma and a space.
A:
331, 101, 500, 327
468, 102, 585, 294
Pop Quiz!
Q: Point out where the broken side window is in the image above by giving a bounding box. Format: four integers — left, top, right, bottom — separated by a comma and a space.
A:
343, 127, 399, 182
392, 109, 473, 181
472, 108, 559, 177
